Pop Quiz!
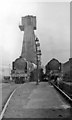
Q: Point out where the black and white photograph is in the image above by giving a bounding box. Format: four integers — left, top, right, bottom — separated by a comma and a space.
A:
0, 0, 72, 119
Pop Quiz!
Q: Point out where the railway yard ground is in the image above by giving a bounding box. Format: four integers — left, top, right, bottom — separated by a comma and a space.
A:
0, 81, 72, 119
0, 82, 20, 114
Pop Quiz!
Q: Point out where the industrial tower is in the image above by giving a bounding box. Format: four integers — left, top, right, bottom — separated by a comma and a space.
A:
19, 15, 36, 64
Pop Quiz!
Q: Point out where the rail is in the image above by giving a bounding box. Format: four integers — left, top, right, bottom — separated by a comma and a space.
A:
0, 85, 21, 120
50, 81, 72, 104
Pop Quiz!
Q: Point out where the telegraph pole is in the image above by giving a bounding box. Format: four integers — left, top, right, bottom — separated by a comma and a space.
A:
35, 37, 42, 85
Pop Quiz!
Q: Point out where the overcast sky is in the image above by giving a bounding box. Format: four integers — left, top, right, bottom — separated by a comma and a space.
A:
0, 0, 70, 68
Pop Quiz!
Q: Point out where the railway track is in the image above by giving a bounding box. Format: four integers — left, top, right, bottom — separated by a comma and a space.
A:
50, 81, 72, 105
0, 84, 22, 120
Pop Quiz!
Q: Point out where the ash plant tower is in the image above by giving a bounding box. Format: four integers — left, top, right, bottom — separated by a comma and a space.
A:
19, 15, 36, 64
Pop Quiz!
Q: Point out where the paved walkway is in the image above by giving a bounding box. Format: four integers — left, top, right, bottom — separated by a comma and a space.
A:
4, 82, 71, 118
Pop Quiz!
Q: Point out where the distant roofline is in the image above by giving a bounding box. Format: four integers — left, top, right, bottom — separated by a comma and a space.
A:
62, 58, 72, 65
45, 58, 60, 67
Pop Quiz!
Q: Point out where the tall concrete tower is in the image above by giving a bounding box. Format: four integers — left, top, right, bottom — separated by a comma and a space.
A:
19, 15, 36, 64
